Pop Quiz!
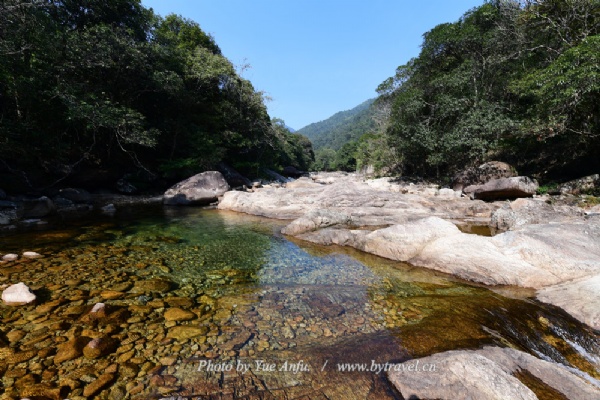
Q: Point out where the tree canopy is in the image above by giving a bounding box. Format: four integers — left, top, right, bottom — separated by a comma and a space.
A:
0, 0, 312, 192
373, 0, 599, 181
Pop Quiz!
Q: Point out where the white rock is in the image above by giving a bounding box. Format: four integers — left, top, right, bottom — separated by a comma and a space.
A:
2, 282, 36, 305
90, 303, 106, 313
2, 253, 18, 261
22, 251, 42, 259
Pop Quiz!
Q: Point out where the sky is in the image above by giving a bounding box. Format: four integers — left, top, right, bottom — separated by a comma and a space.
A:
141, 0, 484, 130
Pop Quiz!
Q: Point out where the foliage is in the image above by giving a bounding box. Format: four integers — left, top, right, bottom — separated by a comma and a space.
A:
373, 0, 600, 181
0, 0, 311, 191
296, 99, 377, 151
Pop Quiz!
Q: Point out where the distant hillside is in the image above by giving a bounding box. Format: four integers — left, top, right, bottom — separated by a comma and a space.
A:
297, 99, 376, 150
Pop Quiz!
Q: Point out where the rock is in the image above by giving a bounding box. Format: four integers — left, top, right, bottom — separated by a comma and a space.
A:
22, 196, 56, 218
491, 198, 585, 230
19, 384, 63, 400
2, 282, 36, 305
437, 188, 461, 198
263, 169, 292, 183
2, 253, 18, 261
116, 177, 137, 194
452, 161, 517, 191
217, 162, 252, 188
556, 174, 600, 195
90, 302, 107, 314
0, 200, 23, 224
83, 373, 116, 397
285, 177, 322, 189
282, 166, 305, 178
83, 337, 119, 359
58, 188, 92, 203
463, 176, 538, 201
537, 274, 600, 330
164, 308, 196, 322
22, 251, 42, 259
167, 326, 208, 341
281, 209, 354, 236
0, 188, 6, 199
387, 347, 600, 400
131, 278, 173, 294
54, 336, 91, 364
101, 203, 117, 213
163, 171, 229, 206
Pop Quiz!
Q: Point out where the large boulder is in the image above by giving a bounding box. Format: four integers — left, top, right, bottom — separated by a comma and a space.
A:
282, 166, 305, 178
163, 171, 229, 206
463, 176, 538, 201
387, 347, 600, 400
452, 161, 516, 191
217, 162, 252, 188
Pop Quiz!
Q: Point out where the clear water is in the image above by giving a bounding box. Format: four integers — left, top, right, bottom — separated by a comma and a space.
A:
0, 207, 599, 399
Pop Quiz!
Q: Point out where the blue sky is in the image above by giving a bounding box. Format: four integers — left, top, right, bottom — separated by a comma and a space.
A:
142, 0, 484, 130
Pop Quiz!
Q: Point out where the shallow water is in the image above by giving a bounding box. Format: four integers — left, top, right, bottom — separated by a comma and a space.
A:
0, 207, 598, 399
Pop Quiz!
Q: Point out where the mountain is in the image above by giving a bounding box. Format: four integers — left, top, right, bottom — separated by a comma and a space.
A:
297, 98, 376, 150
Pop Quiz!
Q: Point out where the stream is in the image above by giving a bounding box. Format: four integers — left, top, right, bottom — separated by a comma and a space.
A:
1, 206, 599, 399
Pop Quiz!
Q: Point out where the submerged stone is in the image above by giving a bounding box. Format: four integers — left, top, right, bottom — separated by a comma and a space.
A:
2, 282, 36, 305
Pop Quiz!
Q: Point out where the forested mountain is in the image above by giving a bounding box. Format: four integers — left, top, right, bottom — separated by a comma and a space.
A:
0, 0, 313, 193
365, 0, 599, 182
297, 99, 376, 151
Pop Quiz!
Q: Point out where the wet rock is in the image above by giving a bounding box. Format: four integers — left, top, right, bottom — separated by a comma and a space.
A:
83, 373, 116, 397
19, 383, 63, 400
387, 347, 600, 400
54, 336, 91, 364
131, 278, 173, 294
164, 171, 229, 206
2, 253, 18, 261
22, 251, 43, 259
100, 290, 125, 300
164, 308, 196, 322
2, 282, 36, 305
464, 176, 538, 201
83, 337, 119, 359
167, 326, 208, 341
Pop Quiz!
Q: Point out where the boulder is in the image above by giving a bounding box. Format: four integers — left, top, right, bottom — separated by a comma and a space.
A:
263, 169, 292, 183
0, 200, 23, 225
281, 209, 354, 236
22, 196, 56, 218
116, 177, 137, 194
452, 161, 516, 191
463, 176, 538, 201
556, 174, 600, 196
282, 165, 305, 178
163, 171, 229, 206
2, 282, 36, 306
58, 188, 92, 203
387, 347, 600, 400
285, 177, 322, 189
217, 162, 252, 188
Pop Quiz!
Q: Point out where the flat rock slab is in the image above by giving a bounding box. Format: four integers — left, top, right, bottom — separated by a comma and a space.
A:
387, 347, 600, 400
537, 274, 600, 330
464, 176, 538, 201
